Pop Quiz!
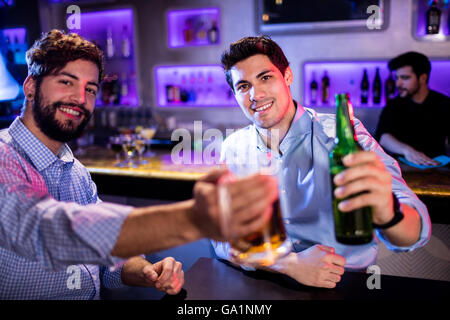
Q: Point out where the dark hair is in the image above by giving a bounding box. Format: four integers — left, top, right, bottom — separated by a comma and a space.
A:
388, 51, 431, 82
26, 29, 104, 83
221, 35, 290, 90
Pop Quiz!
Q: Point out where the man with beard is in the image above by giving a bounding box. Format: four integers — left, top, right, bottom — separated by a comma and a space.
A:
0, 30, 277, 299
375, 51, 450, 166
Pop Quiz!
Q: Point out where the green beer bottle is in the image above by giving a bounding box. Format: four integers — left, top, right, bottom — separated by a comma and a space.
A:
329, 93, 373, 245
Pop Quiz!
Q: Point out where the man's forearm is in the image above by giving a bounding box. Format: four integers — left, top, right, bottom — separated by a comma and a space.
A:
379, 133, 409, 155
379, 203, 421, 247
111, 199, 202, 257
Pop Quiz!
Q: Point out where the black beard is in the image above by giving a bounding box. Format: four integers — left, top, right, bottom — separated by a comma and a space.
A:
32, 89, 92, 143
399, 83, 421, 100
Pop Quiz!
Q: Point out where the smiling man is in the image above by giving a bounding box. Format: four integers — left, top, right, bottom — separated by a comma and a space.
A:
0, 30, 277, 299
375, 52, 450, 165
213, 36, 431, 289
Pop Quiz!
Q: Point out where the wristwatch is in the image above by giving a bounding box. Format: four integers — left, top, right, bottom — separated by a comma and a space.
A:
372, 193, 404, 229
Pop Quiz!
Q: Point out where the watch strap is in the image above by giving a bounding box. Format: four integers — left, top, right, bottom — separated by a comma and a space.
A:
372, 193, 404, 230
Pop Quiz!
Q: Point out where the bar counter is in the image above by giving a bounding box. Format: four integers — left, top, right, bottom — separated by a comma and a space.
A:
78, 146, 449, 221
163, 257, 448, 300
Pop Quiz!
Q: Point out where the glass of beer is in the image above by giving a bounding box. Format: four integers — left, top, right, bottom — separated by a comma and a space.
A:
219, 149, 291, 267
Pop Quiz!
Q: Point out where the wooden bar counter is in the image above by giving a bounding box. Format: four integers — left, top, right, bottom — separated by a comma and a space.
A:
163, 257, 449, 300
78, 146, 449, 222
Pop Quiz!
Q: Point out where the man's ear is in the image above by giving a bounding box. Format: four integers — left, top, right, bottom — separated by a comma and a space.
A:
284, 66, 293, 86
419, 73, 428, 86
23, 75, 36, 100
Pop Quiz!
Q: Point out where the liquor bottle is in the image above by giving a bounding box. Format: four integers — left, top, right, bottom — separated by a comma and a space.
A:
321, 70, 330, 105
106, 27, 114, 59
373, 68, 382, 104
360, 69, 369, 105
196, 20, 207, 41
385, 71, 396, 102
184, 18, 194, 43
120, 72, 129, 105
207, 20, 219, 44
121, 25, 131, 58
111, 73, 121, 105
310, 72, 318, 104
426, 0, 441, 34
329, 93, 373, 245
180, 75, 189, 103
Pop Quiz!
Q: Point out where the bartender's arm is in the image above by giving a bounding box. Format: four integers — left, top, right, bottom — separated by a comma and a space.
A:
379, 133, 439, 166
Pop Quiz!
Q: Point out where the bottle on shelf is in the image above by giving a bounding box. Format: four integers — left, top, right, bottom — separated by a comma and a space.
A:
180, 75, 189, 103
166, 84, 174, 103
329, 93, 373, 245
196, 71, 205, 104
111, 73, 121, 105
321, 70, 330, 105
207, 20, 219, 44
195, 20, 207, 42
106, 27, 114, 59
120, 72, 129, 105
184, 18, 194, 44
121, 25, 131, 58
385, 71, 396, 102
310, 71, 318, 105
360, 69, 369, 105
205, 71, 214, 104
188, 72, 197, 102
426, 0, 441, 34
372, 67, 382, 104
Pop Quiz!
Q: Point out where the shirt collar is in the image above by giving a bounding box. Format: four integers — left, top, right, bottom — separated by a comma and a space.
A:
8, 117, 74, 171
253, 101, 313, 154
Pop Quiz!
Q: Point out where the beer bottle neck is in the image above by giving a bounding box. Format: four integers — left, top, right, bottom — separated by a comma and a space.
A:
335, 95, 359, 152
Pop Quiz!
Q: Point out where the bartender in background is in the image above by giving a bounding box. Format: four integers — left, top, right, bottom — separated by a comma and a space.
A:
375, 51, 450, 166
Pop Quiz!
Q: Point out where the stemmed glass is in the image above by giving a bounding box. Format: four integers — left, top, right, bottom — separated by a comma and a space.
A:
121, 133, 137, 168
108, 135, 125, 167
140, 125, 158, 158
134, 134, 147, 166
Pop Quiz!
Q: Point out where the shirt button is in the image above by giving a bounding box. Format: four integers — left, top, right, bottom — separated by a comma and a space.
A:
281, 189, 286, 194
295, 240, 301, 245
92, 275, 97, 281
284, 219, 290, 224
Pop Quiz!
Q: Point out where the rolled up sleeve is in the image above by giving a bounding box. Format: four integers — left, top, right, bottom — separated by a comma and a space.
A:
0, 148, 134, 271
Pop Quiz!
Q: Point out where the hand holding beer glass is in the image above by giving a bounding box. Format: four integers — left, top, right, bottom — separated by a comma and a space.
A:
219, 149, 291, 267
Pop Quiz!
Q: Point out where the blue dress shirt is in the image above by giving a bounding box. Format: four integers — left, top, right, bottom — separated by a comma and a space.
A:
0, 117, 133, 299
214, 106, 431, 270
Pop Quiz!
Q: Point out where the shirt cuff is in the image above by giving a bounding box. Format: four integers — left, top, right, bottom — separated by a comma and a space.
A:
375, 195, 431, 252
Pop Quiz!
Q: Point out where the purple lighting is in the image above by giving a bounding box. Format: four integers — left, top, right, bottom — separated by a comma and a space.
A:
155, 65, 237, 108
68, 8, 138, 107
303, 60, 450, 108
167, 8, 220, 48
68, 8, 134, 54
